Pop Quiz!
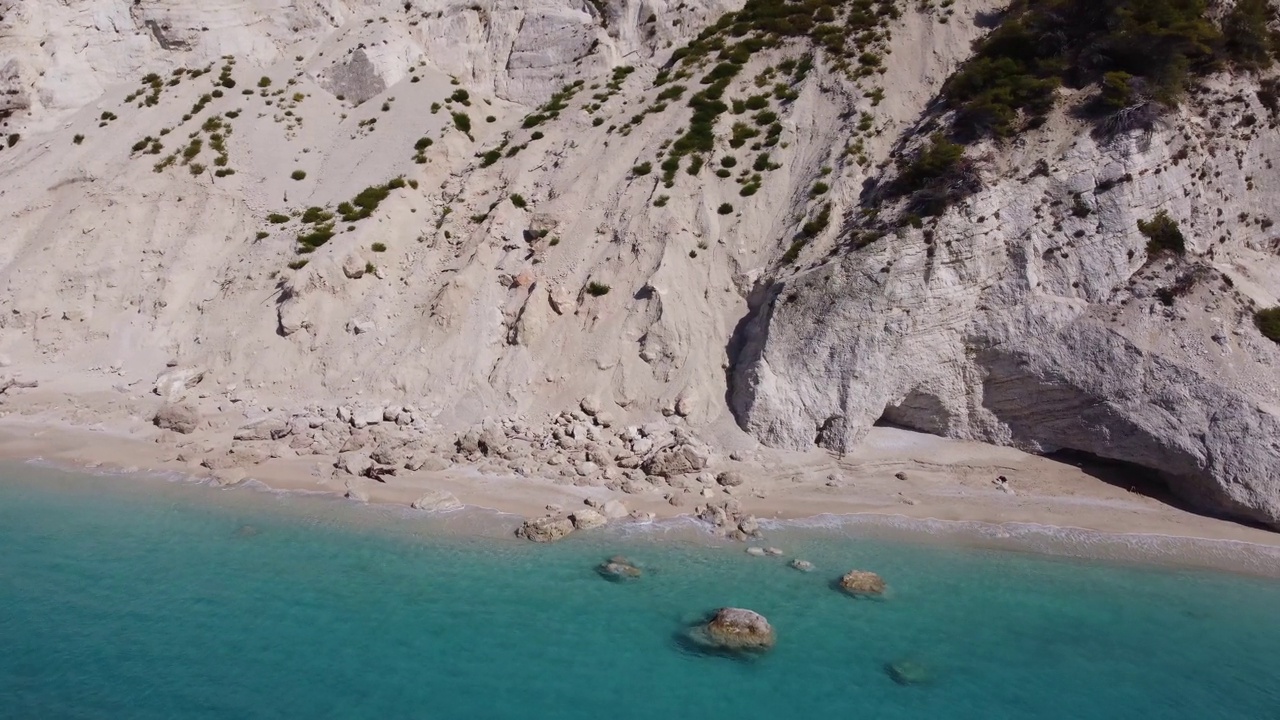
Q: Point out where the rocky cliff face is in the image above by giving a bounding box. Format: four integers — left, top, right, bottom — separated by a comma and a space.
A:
731, 78, 1280, 528
1, 0, 1278, 528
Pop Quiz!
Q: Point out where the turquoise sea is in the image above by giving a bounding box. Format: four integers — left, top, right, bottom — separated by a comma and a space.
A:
2, 463, 1279, 720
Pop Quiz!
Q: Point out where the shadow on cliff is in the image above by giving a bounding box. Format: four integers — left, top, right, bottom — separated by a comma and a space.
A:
724, 282, 781, 430
1045, 449, 1273, 531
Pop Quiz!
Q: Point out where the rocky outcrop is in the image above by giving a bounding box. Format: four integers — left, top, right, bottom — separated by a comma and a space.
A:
838, 570, 886, 597
732, 86, 1280, 530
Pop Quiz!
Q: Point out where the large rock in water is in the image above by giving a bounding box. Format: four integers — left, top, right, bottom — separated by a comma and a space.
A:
697, 608, 776, 652
838, 570, 886, 597
516, 516, 575, 543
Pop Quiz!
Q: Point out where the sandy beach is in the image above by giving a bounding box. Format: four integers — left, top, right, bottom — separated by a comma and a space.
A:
3, 392, 1278, 577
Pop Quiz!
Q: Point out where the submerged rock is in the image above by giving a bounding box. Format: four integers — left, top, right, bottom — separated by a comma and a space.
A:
515, 515, 575, 543
597, 555, 642, 580
693, 608, 776, 652
789, 559, 814, 572
885, 659, 931, 686
839, 570, 887, 596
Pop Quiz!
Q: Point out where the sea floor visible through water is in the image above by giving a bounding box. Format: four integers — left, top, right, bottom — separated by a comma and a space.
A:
2, 462, 1279, 720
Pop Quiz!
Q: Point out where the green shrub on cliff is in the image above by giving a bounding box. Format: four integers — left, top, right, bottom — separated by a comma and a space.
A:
1137, 211, 1186, 256
1256, 307, 1280, 343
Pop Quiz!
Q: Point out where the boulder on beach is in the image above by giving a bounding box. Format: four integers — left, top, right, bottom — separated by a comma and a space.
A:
695, 608, 776, 652
839, 570, 887, 597
515, 515, 575, 543
642, 444, 709, 477
597, 555, 642, 580
600, 499, 630, 519
569, 508, 607, 530
410, 489, 462, 511
885, 659, 931, 686
152, 402, 201, 434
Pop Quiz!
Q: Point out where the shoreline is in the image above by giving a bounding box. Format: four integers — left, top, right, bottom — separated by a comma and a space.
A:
3, 417, 1279, 579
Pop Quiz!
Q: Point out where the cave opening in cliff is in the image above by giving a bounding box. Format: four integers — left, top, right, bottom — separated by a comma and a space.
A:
875, 390, 951, 437
1044, 448, 1173, 504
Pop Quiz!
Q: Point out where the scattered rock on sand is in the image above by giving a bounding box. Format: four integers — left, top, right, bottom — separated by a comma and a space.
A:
233, 417, 290, 441
153, 402, 200, 434
697, 608, 775, 652
789, 559, 814, 572
839, 570, 887, 597
597, 555, 642, 580
344, 483, 370, 503
153, 366, 205, 402
716, 471, 744, 487
516, 516, 576, 543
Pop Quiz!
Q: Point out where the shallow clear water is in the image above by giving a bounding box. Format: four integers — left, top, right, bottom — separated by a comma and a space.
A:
2, 464, 1279, 720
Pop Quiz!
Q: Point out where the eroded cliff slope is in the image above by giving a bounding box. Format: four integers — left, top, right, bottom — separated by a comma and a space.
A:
1, 0, 1278, 527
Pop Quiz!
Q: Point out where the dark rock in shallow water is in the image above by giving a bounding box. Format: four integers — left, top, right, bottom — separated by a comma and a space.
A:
885, 659, 931, 686
597, 555, 641, 580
